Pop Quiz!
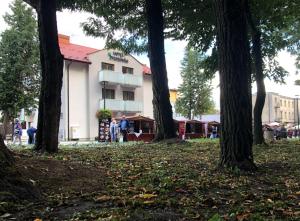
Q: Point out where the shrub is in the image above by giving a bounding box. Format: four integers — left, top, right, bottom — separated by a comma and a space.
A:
96, 109, 112, 120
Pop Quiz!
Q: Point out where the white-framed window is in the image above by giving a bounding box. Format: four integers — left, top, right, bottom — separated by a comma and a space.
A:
123, 91, 134, 101
102, 62, 114, 71
122, 66, 134, 74
102, 89, 115, 99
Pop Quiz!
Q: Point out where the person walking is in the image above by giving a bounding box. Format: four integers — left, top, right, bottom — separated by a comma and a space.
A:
119, 115, 130, 142
109, 118, 118, 142
13, 118, 22, 145
27, 126, 37, 144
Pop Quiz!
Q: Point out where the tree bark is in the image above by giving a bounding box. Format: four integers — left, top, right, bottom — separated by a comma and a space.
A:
0, 135, 41, 200
214, 0, 257, 171
34, 0, 63, 153
246, 2, 266, 145
252, 32, 266, 145
2, 111, 10, 138
145, 0, 176, 141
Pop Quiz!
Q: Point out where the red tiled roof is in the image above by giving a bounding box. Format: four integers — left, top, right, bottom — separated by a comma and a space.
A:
143, 65, 151, 75
58, 34, 98, 63
59, 42, 98, 63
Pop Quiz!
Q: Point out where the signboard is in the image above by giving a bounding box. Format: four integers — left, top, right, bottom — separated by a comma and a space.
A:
98, 118, 111, 142
108, 51, 128, 63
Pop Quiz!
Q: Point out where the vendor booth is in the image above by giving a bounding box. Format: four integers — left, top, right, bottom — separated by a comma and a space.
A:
174, 119, 205, 139
117, 115, 155, 142
206, 121, 221, 138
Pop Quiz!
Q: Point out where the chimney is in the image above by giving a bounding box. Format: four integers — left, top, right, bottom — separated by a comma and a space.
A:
58, 34, 70, 44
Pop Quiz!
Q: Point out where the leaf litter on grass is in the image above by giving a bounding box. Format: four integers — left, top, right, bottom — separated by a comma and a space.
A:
3, 139, 300, 220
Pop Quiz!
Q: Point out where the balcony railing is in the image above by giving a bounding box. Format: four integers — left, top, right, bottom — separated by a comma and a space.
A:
99, 70, 142, 87
99, 99, 143, 112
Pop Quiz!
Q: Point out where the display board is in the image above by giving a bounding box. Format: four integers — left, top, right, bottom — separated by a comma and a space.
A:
98, 119, 111, 142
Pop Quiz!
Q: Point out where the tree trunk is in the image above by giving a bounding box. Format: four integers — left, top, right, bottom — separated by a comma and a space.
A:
246, 2, 266, 145
252, 32, 266, 145
34, 0, 63, 153
0, 135, 40, 200
145, 0, 176, 141
2, 112, 10, 138
214, 0, 257, 171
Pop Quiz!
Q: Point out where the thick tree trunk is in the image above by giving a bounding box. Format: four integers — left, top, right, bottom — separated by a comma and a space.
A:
34, 0, 63, 153
214, 0, 257, 171
0, 135, 40, 200
145, 0, 176, 141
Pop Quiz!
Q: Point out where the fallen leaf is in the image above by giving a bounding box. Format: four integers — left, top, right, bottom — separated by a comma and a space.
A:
34, 219, 42, 221
29, 179, 36, 186
134, 193, 157, 199
0, 213, 11, 218
236, 213, 250, 221
143, 200, 155, 204
95, 195, 111, 202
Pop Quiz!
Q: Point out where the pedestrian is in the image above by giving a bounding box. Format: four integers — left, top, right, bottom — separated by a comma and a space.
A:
109, 118, 118, 142
119, 115, 130, 142
212, 126, 217, 138
13, 118, 22, 145
27, 126, 37, 144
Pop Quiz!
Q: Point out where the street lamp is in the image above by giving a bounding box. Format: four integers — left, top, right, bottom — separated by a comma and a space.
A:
295, 95, 299, 137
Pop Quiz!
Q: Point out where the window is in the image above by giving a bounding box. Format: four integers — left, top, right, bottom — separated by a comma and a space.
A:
123, 91, 134, 101
280, 111, 283, 119
122, 66, 134, 74
102, 89, 115, 99
280, 100, 282, 106
284, 100, 286, 107
102, 62, 114, 71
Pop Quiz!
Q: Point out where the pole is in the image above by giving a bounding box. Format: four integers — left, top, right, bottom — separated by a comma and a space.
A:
103, 81, 106, 110
67, 61, 73, 141
297, 97, 299, 137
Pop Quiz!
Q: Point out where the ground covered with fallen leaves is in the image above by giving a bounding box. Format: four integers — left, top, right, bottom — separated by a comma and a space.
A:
1, 139, 300, 220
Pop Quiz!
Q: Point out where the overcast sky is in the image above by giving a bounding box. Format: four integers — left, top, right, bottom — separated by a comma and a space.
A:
1, 0, 299, 110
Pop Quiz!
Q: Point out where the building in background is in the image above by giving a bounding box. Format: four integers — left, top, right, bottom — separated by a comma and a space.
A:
252, 92, 300, 124
24, 34, 153, 141
169, 89, 182, 118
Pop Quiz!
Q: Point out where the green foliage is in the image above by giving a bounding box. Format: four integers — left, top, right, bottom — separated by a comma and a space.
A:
0, 0, 40, 119
208, 214, 223, 221
175, 47, 215, 119
95, 109, 112, 120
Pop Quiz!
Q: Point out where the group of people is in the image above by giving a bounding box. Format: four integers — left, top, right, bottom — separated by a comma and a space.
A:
109, 115, 130, 142
13, 118, 37, 145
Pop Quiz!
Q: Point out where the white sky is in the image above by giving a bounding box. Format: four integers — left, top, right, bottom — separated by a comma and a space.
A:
1, 0, 299, 110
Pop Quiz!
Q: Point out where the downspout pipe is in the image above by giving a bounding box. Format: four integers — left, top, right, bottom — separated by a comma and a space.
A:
67, 61, 73, 141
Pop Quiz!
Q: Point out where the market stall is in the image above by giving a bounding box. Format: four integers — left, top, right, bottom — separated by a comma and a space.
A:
174, 119, 205, 139
206, 121, 221, 138
117, 115, 155, 142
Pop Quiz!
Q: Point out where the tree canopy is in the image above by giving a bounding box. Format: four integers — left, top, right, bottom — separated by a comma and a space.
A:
0, 0, 40, 119
175, 47, 214, 119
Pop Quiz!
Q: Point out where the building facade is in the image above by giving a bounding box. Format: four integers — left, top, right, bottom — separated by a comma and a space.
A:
252, 92, 300, 124
57, 34, 153, 140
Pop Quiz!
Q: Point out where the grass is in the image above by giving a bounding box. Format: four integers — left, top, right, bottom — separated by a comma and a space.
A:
2, 140, 300, 220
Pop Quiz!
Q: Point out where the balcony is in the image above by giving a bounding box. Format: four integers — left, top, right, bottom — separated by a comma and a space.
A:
99, 99, 143, 112
99, 70, 142, 87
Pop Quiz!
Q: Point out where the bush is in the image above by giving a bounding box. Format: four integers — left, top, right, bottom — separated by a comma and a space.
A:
96, 109, 112, 120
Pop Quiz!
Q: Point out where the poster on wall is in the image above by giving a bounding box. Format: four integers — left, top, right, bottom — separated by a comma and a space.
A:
98, 119, 110, 142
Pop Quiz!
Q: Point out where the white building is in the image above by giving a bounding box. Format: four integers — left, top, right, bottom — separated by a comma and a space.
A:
55, 34, 153, 141
252, 92, 300, 124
